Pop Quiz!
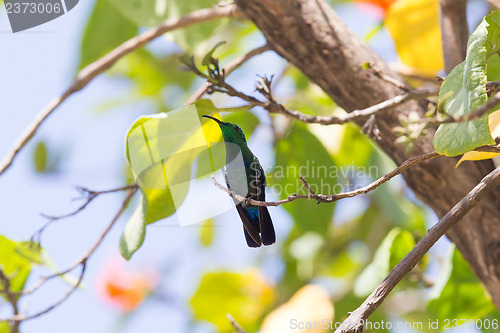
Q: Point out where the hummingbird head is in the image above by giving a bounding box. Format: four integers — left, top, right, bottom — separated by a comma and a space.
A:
202, 115, 247, 144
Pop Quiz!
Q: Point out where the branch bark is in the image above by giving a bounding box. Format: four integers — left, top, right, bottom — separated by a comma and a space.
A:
235, 0, 500, 311
440, 0, 468, 73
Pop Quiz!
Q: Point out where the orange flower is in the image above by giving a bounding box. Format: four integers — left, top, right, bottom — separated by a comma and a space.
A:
358, 0, 397, 11
97, 259, 157, 311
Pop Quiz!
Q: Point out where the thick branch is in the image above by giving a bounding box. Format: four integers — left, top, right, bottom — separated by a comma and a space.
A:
335, 164, 500, 333
440, 0, 468, 73
0, 4, 238, 177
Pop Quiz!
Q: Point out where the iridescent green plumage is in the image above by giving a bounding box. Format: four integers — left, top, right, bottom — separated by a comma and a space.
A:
202, 115, 276, 247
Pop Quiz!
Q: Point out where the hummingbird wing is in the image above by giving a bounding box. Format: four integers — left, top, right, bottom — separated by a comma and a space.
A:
225, 170, 262, 247
235, 204, 262, 247
255, 164, 276, 246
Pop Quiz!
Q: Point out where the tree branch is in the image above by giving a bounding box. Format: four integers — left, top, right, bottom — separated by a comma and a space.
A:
0, 4, 238, 177
195, 62, 439, 125
184, 44, 271, 105
33, 184, 138, 245
439, 91, 500, 123
334, 163, 500, 333
227, 314, 248, 333
439, 0, 468, 74
211, 151, 440, 206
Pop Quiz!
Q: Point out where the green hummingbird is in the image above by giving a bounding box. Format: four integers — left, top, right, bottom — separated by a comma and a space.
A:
202, 115, 276, 247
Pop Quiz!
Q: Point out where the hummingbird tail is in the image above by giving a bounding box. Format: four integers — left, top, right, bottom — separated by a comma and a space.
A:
259, 206, 276, 245
235, 204, 262, 247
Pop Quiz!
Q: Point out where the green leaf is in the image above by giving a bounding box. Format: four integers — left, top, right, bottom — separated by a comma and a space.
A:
428, 246, 496, 324
112, 49, 195, 95
190, 271, 275, 332
108, 0, 169, 27
33, 141, 47, 173
119, 202, 146, 260
271, 123, 337, 234
79, 0, 138, 69
167, 0, 224, 54
336, 124, 376, 167
0, 236, 42, 298
199, 219, 214, 247
354, 228, 415, 296
202, 41, 226, 67
433, 12, 500, 156
108, 0, 223, 54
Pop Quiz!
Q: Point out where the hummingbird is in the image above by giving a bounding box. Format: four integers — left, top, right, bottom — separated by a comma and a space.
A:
202, 115, 276, 247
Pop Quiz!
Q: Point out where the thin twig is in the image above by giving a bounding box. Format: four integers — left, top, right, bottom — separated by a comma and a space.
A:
334, 164, 500, 333
184, 44, 270, 105
0, 4, 238, 177
211, 151, 440, 206
0, 186, 137, 323
227, 314, 248, 333
271, 88, 438, 125
438, 91, 500, 123
33, 184, 138, 244
472, 145, 500, 153
212, 75, 439, 125
200, 58, 500, 127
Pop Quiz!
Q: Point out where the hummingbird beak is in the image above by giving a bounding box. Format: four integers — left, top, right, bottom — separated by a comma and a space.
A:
202, 115, 223, 125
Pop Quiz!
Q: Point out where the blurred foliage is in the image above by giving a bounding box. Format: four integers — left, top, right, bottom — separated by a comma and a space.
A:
271, 123, 337, 234
33, 141, 47, 173
199, 219, 214, 247
32, 140, 62, 174
260, 284, 334, 333
0, 322, 9, 333
79, 0, 137, 69
428, 246, 496, 326
190, 270, 275, 332
354, 228, 417, 296
0, 236, 43, 297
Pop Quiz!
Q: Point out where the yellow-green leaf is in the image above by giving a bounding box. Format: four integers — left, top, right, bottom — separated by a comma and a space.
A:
33, 141, 47, 173
0, 236, 42, 298
199, 219, 214, 247
190, 270, 275, 332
